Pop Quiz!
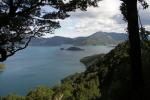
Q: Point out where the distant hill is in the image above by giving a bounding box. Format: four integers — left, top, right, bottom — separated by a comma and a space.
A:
29, 36, 74, 46
74, 32, 127, 45
30, 32, 127, 46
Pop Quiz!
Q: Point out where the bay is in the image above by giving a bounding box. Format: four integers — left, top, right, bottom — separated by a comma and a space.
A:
0, 45, 113, 96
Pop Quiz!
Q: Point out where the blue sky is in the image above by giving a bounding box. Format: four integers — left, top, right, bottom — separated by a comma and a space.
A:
41, 0, 150, 38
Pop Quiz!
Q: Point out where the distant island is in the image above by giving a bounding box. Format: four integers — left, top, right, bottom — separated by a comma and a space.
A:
29, 31, 127, 46
60, 46, 84, 51
66, 47, 84, 51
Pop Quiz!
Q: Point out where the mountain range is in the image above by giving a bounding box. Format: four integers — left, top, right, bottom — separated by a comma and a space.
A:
29, 31, 128, 46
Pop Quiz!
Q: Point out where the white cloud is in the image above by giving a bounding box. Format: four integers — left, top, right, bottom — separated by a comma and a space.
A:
51, 0, 150, 38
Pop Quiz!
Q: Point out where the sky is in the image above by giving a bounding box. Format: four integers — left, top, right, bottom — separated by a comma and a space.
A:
43, 0, 150, 38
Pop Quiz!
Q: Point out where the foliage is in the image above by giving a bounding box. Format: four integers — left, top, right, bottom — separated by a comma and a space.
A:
98, 41, 150, 100
0, 0, 101, 61
1, 94, 25, 100
26, 86, 54, 100
0, 0, 147, 61
120, 0, 149, 22
120, 0, 149, 41
1, 41, 150, 100
0, 0, 150, 99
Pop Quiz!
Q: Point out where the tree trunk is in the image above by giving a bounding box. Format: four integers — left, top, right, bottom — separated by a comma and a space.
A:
9, 0, 15, 16
0, 48, 7, 62
126, 0, 144, 99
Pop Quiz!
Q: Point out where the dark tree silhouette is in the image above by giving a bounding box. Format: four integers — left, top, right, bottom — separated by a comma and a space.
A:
0, 0, 61, 61
0, 0, 100, 61
120, 0, 148, 99
127, 0, 144, 99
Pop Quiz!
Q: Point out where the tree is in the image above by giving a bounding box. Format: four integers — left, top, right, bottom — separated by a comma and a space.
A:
0, 0, 100, 62
120, 0, 148, 99
126, 0, 143, 99
0, 0, 149, 99
0, 0, 60, 61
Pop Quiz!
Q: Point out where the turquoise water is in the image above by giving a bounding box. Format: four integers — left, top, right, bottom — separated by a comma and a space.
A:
0, 45, 113, 96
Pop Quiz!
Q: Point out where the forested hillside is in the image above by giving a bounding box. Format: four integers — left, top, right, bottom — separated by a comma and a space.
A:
1, 41, 150, 100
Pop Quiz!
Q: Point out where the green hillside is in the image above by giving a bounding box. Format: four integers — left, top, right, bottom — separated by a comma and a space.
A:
1, 41, 150, 100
